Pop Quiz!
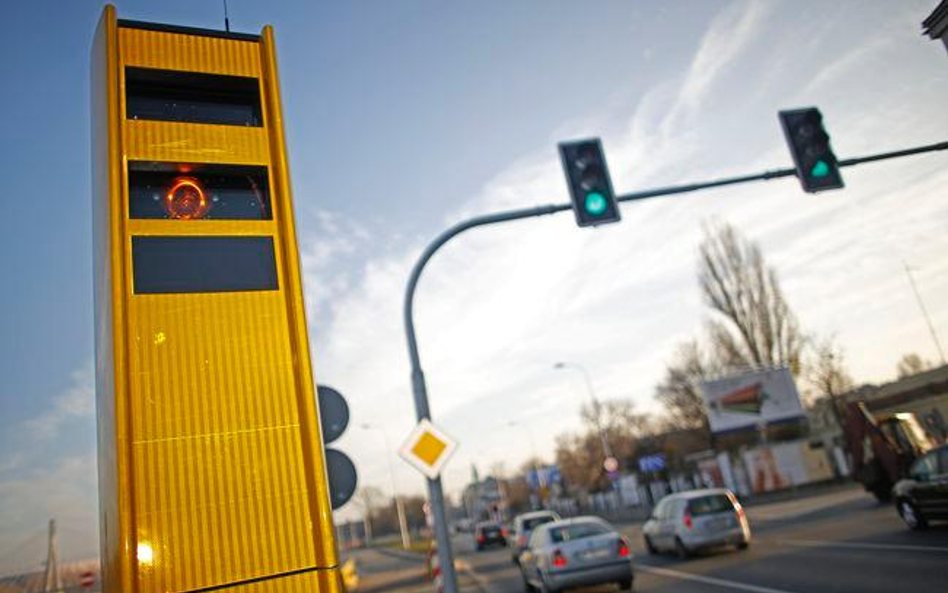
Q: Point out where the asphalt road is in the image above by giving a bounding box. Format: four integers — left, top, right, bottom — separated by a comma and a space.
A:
450, 493, 948, 593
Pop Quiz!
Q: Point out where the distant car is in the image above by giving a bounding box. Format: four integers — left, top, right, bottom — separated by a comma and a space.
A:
642, 488, 750, 559
893, 443, 948, 530
452, 518, 474, 534
510, 510, 561, 564
519, 516, 633, 593
474, 521, 507, 551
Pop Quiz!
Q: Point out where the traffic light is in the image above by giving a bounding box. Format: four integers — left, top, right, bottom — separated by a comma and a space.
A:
779, 107, 844, 193
559, 138, 621, 227
93, 6, 343, 592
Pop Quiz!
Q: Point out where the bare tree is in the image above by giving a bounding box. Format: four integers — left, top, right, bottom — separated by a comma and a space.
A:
357, 486, 386, 543
557, 399, 653, 493
698, 221, 804, 374
807, 337, 854, 429
655, 340, 715, 431
896, 352, 930, 378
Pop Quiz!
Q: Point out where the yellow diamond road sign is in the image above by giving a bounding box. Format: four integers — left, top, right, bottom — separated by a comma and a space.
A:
399, 419, 458, 479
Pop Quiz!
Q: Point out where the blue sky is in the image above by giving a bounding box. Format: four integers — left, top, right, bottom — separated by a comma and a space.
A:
1, 0, 947, 572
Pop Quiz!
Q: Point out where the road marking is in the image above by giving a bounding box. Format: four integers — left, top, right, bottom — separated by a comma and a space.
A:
781, 539, 948, 553
455, 559, 491, 593
637, 565, 801, 593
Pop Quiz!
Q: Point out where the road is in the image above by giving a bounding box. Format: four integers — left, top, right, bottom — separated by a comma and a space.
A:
355, 487, 948, 593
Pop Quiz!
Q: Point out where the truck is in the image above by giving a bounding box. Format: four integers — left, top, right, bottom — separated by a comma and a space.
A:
844, 401, 937, 501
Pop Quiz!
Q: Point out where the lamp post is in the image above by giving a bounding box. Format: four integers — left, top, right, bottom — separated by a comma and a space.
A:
553, 362, 615, 465
506, 420, 546, 507
359, 423, 412, 549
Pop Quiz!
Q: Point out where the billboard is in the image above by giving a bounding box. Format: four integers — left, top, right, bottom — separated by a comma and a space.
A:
700, 367, 804, 433
741, 441, 834, 493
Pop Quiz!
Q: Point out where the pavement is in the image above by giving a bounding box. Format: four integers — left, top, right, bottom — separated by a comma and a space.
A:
350, 484, 948, 593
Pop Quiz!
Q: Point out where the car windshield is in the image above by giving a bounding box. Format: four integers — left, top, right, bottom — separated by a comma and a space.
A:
523, 516, 555, 531
548, 521, 609, 543
688, 494, 734, 516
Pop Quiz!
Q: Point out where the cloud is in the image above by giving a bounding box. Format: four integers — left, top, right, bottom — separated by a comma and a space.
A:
22, 363, 94, 442
661, 0, 772, 134
299, 1, 948, 515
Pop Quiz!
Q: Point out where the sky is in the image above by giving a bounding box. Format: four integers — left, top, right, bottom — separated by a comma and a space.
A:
1, 0, 947, 573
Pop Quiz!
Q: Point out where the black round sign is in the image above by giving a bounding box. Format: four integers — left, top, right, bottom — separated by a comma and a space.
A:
317, 385, 349, 444
325, 448, 358, 510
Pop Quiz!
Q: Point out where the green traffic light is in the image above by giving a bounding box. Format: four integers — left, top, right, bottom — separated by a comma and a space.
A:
810, 160, 830, 178
585, 192, 607, 215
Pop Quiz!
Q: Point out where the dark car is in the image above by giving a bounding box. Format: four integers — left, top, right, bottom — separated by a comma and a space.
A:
893, 443, 948, 530
474, 521, 507, 551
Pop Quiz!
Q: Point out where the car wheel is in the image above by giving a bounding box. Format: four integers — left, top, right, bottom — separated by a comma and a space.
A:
618, 578, 633, 590
521, 571, 535, 593
898, 500, 928, 531
737, 540, 749, 551
644, 535, 657, 555
675, 537, 691, 560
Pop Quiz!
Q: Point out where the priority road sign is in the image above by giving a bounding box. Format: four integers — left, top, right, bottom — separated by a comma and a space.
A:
399, 419, 458, 479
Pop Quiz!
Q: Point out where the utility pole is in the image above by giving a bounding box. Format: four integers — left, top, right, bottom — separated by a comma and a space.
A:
360, 423, 412, 549
903, 261, 947, 365
553, 362, 614, 463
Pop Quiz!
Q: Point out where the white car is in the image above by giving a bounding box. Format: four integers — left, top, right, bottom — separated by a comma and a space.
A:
510, 510, 560, 564
642, 488, 750, 559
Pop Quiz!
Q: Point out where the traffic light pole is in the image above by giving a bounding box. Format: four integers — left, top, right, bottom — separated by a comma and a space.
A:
402, 138, 947, 593
404, 204, 569, 593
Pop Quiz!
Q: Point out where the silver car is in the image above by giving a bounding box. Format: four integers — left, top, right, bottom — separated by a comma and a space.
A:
642, 488, 750, 559
519, 516, 634, 593
510, 510, 561, 564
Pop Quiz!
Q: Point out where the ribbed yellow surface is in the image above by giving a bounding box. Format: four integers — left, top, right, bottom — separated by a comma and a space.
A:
128, 290, 317, 592
119, 27, 260, 77
98, 19, 340, 593
124, 119, 270, 166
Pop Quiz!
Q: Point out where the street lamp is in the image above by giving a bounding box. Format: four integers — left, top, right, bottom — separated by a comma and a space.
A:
552, 362, 615, 466
506, 420, 546, 507
359, 423, 412, 549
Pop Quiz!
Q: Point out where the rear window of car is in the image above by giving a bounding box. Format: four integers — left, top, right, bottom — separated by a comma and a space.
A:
687, 494, 735, 516
523, 516, 555, 531
479, 524, 500, 534
548, 522, 609, 543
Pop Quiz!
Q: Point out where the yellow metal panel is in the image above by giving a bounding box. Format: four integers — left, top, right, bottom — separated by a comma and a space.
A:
119, 27, 261, 77
123, 120, 270, 166
259, 25, 340, 570
127, 220, 275, 237
127, 290, 317, 592
92, 6, 137, 593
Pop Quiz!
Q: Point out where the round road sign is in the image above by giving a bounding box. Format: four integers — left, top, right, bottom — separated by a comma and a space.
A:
603, 456, 619, 473
325, 448, 358, 510
317, 385, 349, 444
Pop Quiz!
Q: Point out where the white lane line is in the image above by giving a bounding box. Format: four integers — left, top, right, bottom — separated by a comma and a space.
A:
637, 565, 801, 593
781, 539, 948, 553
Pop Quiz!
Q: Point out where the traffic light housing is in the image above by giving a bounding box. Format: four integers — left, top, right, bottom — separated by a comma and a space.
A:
779, 107, 844, 193
559, 138, 621, 227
